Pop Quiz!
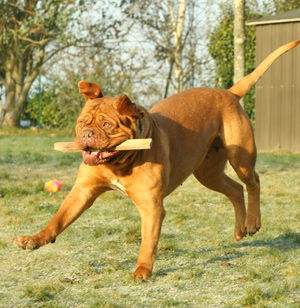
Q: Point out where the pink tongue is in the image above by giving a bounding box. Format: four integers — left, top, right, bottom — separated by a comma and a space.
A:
87, 150, 119, 160
94, 151, 112, 159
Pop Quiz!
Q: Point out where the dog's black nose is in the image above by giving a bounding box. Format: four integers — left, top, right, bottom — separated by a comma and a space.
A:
81, 130, 94, 141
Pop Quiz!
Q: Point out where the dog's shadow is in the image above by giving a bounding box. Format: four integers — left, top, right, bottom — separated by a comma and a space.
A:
231, 231, 300, 251
206, 232, 300, 265
153, 231, 300, 277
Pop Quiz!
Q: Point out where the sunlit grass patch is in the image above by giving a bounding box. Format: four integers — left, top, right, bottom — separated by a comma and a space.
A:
23, 283, 64, 303
0, 133, 300, 307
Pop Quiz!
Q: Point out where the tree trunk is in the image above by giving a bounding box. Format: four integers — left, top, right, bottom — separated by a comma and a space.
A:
2, 86, 31, 127
164, 59, 174, 98
174, 52, 183, 93
169, 0, 186, 94
233, 0, 245, 108
0, 100, 3, 125
1, 51, 41, 127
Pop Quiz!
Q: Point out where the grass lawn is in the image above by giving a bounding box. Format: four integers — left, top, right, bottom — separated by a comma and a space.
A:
0, 131, 299, 307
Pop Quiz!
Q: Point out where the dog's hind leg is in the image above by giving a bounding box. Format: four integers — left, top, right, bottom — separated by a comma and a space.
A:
226, 147, 261, 236
193, 140, 247, 240
223, 109, 261, 236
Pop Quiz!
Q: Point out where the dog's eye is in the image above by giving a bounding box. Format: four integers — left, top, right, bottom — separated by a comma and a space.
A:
102, 122, 111, 128
78, 120, 85, 127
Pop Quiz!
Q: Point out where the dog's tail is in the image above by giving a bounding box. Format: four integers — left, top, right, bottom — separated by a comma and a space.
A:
228, 40, 300, 98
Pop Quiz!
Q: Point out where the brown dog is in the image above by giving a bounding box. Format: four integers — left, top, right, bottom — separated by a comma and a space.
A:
14, 41, 299, 280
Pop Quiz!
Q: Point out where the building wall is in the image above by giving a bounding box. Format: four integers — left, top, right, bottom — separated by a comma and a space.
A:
255, 22, 300, 152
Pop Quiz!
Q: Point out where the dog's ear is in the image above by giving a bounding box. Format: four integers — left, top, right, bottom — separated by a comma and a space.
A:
116, 94, 144, 120
78, 81, 103, 102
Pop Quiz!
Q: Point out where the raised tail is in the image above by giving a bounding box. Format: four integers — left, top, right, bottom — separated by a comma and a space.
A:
229, 40, 300, 98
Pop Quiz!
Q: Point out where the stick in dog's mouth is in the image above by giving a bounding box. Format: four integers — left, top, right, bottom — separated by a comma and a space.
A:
54, 138, 153, 153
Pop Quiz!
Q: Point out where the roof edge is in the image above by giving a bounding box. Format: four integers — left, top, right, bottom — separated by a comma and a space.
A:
247, 18, 300, 26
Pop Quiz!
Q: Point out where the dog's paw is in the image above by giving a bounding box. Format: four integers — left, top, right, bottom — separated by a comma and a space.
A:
131, 266, 152, 281
13, 235, 48, 250
245, 213, 261, 236
234, 220, 247, 241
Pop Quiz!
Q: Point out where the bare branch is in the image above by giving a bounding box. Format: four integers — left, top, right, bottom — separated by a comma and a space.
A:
167, 0, 176, 32
7, 2, 36, 16
20, 37, 53, 46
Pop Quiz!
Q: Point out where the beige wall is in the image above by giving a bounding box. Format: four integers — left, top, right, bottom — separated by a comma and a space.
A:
255, 22, 300, 152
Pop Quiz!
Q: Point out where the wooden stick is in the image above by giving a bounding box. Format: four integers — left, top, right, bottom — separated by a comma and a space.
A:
54, 138, 152, 153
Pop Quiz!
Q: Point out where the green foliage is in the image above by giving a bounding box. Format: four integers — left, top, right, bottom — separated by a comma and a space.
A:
208, 3, 234, 90
22, 89, 82, 129
273, 0, 300, 13
21, 46, 157, 129
208, 0, 300, 122
208, 0, 262, 121
0, 0, 111, 127
0, 0, 94, 67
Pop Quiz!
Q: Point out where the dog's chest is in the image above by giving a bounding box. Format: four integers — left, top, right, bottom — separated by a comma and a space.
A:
108, 179, 128, 196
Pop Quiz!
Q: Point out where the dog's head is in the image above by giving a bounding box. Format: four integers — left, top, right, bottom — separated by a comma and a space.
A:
75, 81, 144, 166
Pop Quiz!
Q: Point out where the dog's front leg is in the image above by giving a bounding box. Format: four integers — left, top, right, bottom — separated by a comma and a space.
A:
132, 199, 166, 281
14, 183, 106, 250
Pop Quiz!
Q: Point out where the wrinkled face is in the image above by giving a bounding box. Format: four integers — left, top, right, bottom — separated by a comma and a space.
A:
74, 81, 144, 166
75, 99, 135, 165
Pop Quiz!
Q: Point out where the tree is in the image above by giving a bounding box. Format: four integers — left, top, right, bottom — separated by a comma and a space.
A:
208, 0, 300, 121
273, 0, 300, 13
233, 0, 245, 108
21, 44, 159, 128
0, 0, 110, 127
119, 0, 202, 97
169, 0, 186, 93
0, 0, 75, 127
208, 0, 262, 121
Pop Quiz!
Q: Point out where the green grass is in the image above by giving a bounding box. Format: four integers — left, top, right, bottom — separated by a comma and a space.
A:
0, 130, 300, 307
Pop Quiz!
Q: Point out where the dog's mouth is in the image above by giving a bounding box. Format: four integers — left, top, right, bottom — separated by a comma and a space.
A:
82, 149, 120, 166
